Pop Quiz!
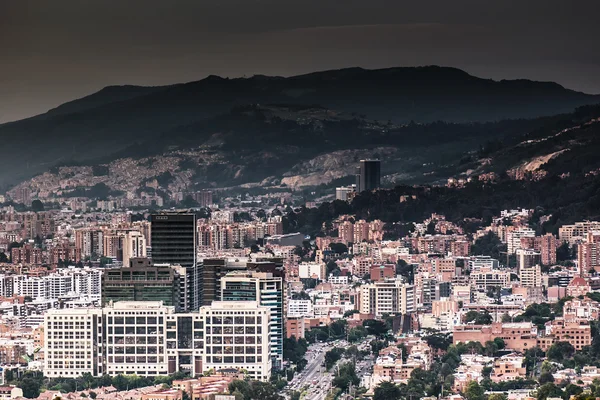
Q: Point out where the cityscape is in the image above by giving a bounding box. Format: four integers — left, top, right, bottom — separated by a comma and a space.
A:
1, 2, 600, 400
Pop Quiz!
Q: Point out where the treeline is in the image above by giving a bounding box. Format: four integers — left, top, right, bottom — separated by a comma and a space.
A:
7, 371, 189, 398
284, 172, 600, 237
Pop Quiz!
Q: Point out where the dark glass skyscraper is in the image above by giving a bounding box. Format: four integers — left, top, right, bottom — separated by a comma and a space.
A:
151, 213, 202, 311
358, 159, 381, 192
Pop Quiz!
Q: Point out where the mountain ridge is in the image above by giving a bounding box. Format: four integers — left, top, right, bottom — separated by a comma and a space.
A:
0, 65, 599, 189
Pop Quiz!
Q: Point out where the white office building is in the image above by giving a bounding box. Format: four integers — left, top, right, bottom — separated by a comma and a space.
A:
200, 301, 272, 382
287, 299, 313, 318
44, 308, 103, 378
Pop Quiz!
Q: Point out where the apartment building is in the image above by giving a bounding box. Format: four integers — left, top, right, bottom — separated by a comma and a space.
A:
298, 262, 326, 280
519, 264, 542, 288
469, 267, 510, 291
359, 278, 415, 317
287, 300, 313, 318
559, 221, 600, 245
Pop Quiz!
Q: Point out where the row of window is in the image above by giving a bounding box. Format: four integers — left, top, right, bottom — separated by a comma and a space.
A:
206, 355, 262, 363
205, 346, 262, 355
207, 326, 262, 334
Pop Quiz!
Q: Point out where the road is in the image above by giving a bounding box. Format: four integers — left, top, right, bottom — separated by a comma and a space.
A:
285, 338, 376, 400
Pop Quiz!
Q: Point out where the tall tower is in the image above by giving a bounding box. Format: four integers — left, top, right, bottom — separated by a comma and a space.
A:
359, 159, 381, 192
151, 213, 202, 310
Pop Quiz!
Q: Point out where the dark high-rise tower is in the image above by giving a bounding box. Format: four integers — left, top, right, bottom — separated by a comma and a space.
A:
151, 213, 202, 310
358, 159, 381, 192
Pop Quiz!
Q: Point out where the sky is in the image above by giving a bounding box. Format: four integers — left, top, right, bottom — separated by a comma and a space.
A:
1, 0, 599, 123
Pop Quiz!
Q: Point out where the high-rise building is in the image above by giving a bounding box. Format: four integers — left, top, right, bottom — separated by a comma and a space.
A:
122, 231, 147, 267
44, 308, 103, 378
201, 258, 248, 306
75, 229, 104, 258
516, 248, 541, 273
221, 271, 283, 369
357, 159, 381, 192
102, 258, 179, 307
151, 213, 202, 310
520, 264, 542, 287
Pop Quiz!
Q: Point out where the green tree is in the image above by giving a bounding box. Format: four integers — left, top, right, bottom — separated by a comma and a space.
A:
464, 381, 485, 400
374, 381, 402, 400
19, 377, 42, 398
31, 199, 45, 212
329, 242, 348, 254
547, 341, 575, 362
464, 310, 492, 324
332, 362, 360, 393
370, 339, 387, 356
485, 340, 499, 356
536, 382, 563, 400
539, 372, 554, 384
325, 348, 345, 370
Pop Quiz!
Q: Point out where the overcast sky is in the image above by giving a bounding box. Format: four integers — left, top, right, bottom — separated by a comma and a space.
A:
1, 0, 599, 123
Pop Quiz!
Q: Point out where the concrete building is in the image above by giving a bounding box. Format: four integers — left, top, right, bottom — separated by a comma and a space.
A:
151, 213, 201, 311
335, 185, 356, 201
199, 301, 272, 382
520, 264, 542, 288
516, 248, 541, 273
44, 308, 103, 377
298, 262, 326, 280
122, 230, 147, 268
287, 300, 313, 318
44, 300, 270, 380
359, 279, 415, 317
453, 322, 538, 352
221, 271, 284, 369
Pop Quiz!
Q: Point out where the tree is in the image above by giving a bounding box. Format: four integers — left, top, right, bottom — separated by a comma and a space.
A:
325, 348, 345, 370
536, 382, 563, 400
19, 377, 42, 398
0, 252, 8, 263
332, 362, 360, 393
538, 372, 554, 384
564, 383, 583, 399
363, 319, 389, 338
494, 337, 506, 350
485, 340, 499, 356
464, 381, 485, 400
547, 341, 575, 362
487, 394, 507, 400
31, 199, 44, 212
329, 242, 348, 254
464, 310, 492, 324
370, 339, 387, 357
374, 381, 402, 400
88, 392, 97, 400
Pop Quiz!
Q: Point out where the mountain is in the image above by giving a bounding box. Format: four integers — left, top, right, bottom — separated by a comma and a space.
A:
0, 66, 598, 189
460, 104, 600, 181
5, 104, 560, 204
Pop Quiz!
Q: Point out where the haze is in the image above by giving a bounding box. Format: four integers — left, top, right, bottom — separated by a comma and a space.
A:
1, 0, 599, 123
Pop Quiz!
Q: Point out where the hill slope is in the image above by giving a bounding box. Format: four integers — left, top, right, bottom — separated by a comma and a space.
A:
0, 66, 598, 188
